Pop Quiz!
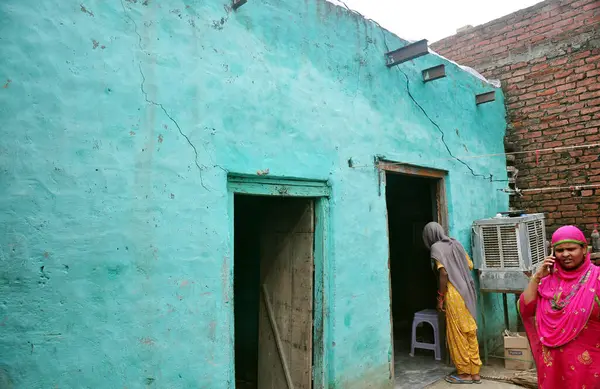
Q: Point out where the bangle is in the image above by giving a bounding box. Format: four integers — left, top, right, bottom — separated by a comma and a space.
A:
437, 291, 445, 297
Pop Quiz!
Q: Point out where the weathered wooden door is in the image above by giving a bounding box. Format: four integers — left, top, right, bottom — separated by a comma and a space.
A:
258, 198, 314, 389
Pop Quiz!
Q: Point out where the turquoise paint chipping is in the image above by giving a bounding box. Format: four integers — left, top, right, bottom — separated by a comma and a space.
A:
0, 0, 509, 388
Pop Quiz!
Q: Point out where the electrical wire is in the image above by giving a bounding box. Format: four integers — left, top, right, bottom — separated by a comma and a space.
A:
502, 183, 600, 195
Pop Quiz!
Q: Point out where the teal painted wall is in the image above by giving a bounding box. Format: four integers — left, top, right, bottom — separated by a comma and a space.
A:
0, 0, 510, 388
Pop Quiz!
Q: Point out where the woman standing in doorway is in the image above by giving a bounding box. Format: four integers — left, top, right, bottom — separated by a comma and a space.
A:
520, 225, 600, 389
423, 222, 482, 384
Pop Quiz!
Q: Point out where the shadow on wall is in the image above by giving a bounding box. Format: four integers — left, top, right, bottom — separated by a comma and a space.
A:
0, 366, 13, 389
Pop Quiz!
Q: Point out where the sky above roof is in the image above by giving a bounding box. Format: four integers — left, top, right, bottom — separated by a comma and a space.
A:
329, 0, 544, 43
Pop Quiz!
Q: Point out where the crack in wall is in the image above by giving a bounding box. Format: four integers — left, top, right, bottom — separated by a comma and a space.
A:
377, 29, 504, 182
328, 0, 505, 182
137, 65, 209, 190
119, 0, 211, 190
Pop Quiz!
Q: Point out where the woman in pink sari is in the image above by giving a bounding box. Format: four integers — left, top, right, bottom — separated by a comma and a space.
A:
520, 225, 600, 389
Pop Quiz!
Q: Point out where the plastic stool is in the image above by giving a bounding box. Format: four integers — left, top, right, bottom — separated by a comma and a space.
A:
409, 309, 442, 361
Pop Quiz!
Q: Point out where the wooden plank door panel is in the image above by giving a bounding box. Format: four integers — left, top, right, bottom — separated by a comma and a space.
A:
258, 198, 314, 389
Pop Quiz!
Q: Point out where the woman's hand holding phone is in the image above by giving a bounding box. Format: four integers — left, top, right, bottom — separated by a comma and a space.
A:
535, 252, 555, 281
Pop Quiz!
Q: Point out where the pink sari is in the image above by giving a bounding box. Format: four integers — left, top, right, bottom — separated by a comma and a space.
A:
519, 226, 600, 389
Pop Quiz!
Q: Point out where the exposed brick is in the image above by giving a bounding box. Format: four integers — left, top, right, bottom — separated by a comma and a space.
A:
430, 0, 600, 238
544, 141, 564, 148
587, 70, 600, 78
580, 90, 600, 101
581, 107, 600, 115
583, 1, 600, 10
538, 87, 557, 97
585, 55, 600, 64
566, 73, 586, 83
513, 68, 531, 77
588, 83, 600, 92
575, 63, 597, 73
562, 211, 583, 218
555, 69, 575, 79
577, 78, 597, 87
550, 57, 570, 67
560, 204, 579, 211
573, 50, 593, 61
549, 119, 570, 128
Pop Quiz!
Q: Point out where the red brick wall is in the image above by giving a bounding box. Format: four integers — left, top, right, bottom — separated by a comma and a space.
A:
432, 0, 600, 237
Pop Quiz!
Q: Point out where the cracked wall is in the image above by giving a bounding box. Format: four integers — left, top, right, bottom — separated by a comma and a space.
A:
0, 0, 508, 388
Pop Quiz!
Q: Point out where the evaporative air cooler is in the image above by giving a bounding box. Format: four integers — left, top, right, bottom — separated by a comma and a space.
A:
471, 213, 547, 292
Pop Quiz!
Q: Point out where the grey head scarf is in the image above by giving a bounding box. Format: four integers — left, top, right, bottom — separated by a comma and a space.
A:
422, 222, 478, 319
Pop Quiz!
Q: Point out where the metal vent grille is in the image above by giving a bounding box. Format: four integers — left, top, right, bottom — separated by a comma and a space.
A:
481, 225, 521, 268
527, 219, 545, 267
473, 213, 545, 273
500, 225, 520, 268
481, 226, 502, 268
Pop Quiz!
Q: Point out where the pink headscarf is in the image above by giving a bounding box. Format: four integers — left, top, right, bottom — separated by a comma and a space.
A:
536, 226, 600, 347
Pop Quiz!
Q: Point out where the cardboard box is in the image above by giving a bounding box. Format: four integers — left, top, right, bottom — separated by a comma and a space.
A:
503, 332, 534, 370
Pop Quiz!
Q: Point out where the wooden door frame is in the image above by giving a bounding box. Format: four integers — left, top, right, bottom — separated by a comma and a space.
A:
378, 161, 449, 378
378, 162, 449, 231
227, 174, 332, 389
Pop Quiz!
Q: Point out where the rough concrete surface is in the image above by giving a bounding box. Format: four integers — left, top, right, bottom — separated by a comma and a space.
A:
428, 379, 522, 389
0, 0, 510, 387
427, 365, 528, 389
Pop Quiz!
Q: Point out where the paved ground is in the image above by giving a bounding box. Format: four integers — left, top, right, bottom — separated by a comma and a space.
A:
427, 378, 522, 388
426, 365, 528, 389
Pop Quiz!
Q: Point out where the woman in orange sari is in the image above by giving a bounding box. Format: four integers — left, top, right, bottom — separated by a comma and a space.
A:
520, 225, 600, 389
423, 222, 482, 384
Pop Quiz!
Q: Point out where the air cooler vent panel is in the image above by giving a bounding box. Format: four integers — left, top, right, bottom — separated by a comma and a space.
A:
472, 213, 546, 272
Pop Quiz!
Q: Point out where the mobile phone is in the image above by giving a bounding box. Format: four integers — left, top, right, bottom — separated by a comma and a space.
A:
548, 248, 555, 272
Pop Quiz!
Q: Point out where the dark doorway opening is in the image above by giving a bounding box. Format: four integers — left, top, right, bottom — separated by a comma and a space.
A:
385, 172, 452, 387
234, 194, 315, 389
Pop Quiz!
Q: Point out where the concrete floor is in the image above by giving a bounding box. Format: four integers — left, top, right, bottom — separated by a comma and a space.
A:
428, 380, 522, 388
393, 328, 453, 389
393, 349, 453, 388
426, 364, 526, 389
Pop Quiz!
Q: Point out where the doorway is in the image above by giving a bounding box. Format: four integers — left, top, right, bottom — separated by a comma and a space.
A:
234, 194, 316, 389
383, 165, 452, 388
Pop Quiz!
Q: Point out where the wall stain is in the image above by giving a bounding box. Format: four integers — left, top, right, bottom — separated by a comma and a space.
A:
208, 321, 216, 341
221, 256, 230, 304
140, 337, 155, 346
0, 366, 13, 389
211, 17, 226, 30
170, 9, 183, 19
